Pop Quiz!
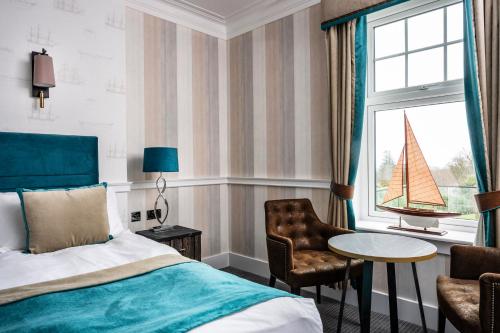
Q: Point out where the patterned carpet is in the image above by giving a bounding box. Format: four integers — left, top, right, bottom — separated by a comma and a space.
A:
222, 267, 432, 333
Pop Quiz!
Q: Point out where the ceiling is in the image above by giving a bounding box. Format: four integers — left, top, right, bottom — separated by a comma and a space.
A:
175, 0, 265, 20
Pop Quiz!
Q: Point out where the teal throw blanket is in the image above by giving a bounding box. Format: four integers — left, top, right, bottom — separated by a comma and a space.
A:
0, 262, 295, 333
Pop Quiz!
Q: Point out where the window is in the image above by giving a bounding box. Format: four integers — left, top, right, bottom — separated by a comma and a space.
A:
372, 2, 464, 93
364, 0, 480, 225
374, 102, 479, 220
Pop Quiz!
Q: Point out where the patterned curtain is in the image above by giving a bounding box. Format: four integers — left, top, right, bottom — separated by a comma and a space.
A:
325, 17, 367, 230
464, 0, 499, 247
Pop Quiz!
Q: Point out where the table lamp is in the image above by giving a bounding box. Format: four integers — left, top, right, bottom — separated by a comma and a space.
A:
143, 147, 179, 232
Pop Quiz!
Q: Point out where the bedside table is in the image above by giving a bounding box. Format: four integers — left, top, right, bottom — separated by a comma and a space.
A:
136, 226, 202, 261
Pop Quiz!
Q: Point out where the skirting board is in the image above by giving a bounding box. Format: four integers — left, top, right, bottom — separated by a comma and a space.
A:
202, 252, 230, 269
199, 252, 459, 332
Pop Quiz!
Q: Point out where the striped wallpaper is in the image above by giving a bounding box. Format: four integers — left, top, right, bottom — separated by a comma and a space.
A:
224, 8, 447, 312
228, 5, 332, 260
126, 4, 332, 261
124, 4, 451, 312
126, 8, 228, 258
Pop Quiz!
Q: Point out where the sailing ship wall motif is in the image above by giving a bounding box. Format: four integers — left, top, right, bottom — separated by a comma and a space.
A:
377, 113, 460, 233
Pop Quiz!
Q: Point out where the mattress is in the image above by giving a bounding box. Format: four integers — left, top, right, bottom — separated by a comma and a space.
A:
0, 230, 322, 333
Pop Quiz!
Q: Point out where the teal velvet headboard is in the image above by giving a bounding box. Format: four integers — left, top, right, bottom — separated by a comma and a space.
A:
0, 132, 98, 192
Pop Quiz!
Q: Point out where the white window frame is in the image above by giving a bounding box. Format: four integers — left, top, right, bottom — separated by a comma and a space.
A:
358, 0, 478, 232
367, 0, 464, 101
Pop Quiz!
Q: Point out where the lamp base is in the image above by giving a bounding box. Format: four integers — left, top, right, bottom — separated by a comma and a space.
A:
152, 224, 175, 233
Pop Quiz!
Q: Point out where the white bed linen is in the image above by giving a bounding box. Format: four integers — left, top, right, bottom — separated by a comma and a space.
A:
0, 230, 322, 333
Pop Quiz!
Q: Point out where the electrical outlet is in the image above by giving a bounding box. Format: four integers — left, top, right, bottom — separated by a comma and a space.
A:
131, 211, 141, 222
147, 209, 161, 220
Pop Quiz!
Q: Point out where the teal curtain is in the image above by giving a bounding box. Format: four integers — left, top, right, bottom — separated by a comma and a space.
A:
463, 0, 494, 247
346, 16, 367, 230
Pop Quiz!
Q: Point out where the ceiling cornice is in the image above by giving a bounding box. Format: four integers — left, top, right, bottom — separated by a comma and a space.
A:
226, 0, 320, 38
170, 0, 225, 22
126, 0, 227, 39
125, 0, 320, 40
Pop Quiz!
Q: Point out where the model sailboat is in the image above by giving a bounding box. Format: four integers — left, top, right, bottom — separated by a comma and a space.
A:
376, 113, 460, 234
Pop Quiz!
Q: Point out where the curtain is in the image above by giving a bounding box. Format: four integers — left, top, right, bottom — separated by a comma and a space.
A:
464, 0, 499, 247
321, 0, 409, 29
326, 17, 367, 230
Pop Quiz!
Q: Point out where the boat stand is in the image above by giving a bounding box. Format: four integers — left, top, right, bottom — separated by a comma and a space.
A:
387, 217, 448, 236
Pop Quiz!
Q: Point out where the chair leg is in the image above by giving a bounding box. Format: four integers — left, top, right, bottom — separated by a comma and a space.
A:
337, 258, 352, 333
316, 285, 321, 304
438, 307, 446, 333
291, 287, 301, 296
269, 275, 276, 287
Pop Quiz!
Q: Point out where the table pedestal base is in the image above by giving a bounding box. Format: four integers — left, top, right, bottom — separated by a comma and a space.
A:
338, 261, 428, 333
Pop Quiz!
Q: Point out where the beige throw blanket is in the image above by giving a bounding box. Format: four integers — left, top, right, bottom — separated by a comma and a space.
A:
0, 254, 191, 305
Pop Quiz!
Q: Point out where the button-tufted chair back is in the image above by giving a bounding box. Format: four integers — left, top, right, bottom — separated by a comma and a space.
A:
265, 198, 328, 251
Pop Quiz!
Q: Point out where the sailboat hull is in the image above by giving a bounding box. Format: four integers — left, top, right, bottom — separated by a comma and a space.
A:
377, 205, 460, 233
400, 214, 439, 228
376, 205, 462, 218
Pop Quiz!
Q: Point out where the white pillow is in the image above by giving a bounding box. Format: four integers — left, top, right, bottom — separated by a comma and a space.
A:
0, 192, 26, 251
0, 188, 125, 252
106, 186, 125, 236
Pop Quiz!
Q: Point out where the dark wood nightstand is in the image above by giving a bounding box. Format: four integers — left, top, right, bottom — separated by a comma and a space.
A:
136, 226, 202, 261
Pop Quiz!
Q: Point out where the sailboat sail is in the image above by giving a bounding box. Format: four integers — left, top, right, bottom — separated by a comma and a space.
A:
376, 112, 460, 223
404, 115, 446, 206
382, 149, 404, 204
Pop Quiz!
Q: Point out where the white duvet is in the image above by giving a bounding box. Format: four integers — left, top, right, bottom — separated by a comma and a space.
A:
0, 230, 322, 333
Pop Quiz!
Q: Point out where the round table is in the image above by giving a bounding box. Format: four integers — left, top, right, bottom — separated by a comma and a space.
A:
328, 233, 437, 333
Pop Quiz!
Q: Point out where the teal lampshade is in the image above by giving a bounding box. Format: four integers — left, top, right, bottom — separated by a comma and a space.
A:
143, 147, 179, 173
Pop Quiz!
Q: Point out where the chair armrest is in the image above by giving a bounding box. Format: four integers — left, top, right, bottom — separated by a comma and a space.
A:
266, 234, 293, 282
479, 273, 500, 332
315, 221, 354, 241
450, 245, 500, 280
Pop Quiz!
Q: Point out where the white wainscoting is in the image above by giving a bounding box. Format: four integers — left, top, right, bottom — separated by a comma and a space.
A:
109, 177, 330, 192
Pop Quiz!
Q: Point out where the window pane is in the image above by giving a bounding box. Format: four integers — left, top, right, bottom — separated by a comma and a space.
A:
408, 47, 444, 86
408, 8, 444, 51
375, 21, 405, 58
375, 102, 478, 220
447, 42, 463, 80
375, 56, 405, 91
447, 3, 463, 42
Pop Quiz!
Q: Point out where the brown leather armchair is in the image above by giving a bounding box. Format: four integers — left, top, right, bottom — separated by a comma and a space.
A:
265, 198, 363, 302
437, 245, 500, 332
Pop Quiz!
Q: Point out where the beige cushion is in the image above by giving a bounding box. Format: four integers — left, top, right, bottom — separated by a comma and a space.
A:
19, 185, 109, 254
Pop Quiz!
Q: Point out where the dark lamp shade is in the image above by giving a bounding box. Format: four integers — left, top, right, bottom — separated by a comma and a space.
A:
33, 54, 55, 88
143, 147, 179, 173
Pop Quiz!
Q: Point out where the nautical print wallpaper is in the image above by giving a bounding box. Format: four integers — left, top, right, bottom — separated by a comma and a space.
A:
0, 0, 127, 182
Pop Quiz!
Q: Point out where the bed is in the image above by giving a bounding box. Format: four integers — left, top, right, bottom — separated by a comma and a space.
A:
0, 132, 322, 333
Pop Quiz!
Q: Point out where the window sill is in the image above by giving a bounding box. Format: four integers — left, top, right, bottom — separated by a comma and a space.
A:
356, 220, 474, 254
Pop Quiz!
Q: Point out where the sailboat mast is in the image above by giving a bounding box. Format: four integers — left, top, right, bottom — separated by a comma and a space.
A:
404, 112, 410, 208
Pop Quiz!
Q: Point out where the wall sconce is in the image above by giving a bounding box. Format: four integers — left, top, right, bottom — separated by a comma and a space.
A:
32, 48, 55, 109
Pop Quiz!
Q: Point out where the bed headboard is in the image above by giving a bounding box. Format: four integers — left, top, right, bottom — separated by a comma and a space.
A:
0, 132, 98, 192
